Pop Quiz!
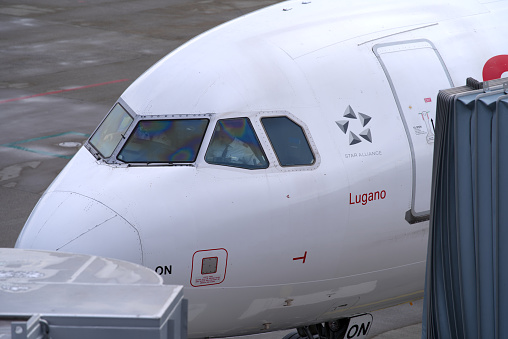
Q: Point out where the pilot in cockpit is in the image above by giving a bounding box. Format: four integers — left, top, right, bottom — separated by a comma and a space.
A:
206, 123, 260, 166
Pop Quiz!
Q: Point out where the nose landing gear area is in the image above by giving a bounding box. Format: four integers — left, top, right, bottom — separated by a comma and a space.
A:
283, 314, 373, 339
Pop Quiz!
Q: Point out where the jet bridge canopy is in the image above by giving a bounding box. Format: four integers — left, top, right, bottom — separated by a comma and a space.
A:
424, 78, 508, 339
0, 248, 186, 339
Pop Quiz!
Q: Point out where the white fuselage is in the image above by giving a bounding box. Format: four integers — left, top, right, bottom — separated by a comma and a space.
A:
16, 0, 508, 337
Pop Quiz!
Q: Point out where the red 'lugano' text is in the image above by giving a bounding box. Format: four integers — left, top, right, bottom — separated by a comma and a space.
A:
349, 190, 386, 206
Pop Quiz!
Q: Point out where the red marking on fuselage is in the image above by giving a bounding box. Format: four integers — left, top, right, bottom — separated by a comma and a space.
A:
350, 190, 387, 205
483, 55, 508, 81
293, 251, 307, 263
0, 79, 130, 104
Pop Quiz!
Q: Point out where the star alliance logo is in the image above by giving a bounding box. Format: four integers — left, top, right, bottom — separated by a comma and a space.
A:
336, 105, 373, 145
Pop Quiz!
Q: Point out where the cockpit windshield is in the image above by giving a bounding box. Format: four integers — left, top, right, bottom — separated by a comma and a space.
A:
205, 118, 268, 169
117, 119, 209, 163
89, 104, 133, 158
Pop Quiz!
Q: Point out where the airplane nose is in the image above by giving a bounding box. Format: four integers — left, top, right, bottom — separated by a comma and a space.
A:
15, 191, 143, 265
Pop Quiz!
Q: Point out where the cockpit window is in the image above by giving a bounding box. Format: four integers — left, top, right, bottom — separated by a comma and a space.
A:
89, 104, 133, 158
118, 119, 209, 163
261, 116, 315, 166
205, 118, 268, 169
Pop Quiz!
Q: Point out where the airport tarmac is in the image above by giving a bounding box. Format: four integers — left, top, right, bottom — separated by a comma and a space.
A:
0, 0, 423, 338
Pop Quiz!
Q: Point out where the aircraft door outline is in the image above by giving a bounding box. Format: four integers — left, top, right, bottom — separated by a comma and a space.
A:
373, 39, 454, 223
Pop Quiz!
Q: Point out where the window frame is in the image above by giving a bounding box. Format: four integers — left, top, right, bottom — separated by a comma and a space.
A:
117, 118, 210, 164
204, 117, 269, 170
88, 103, 134, 159
260, 115, 316, 168
85, 100, 215, 166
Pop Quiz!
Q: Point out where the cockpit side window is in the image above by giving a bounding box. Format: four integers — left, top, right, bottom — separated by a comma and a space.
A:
89, 104, 133, 158
118, 119, 208, 163
205, 118, 268, 169
261, 116, 315, 166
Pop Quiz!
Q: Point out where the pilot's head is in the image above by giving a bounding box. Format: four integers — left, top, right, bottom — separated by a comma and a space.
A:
214, 123, 234, 143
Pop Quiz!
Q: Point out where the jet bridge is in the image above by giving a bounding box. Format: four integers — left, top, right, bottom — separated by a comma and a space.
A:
0, 248, 186, 339
423, 77, 508, 339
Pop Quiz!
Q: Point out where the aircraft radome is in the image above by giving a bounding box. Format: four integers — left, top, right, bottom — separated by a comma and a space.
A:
15, 0, 508, 338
